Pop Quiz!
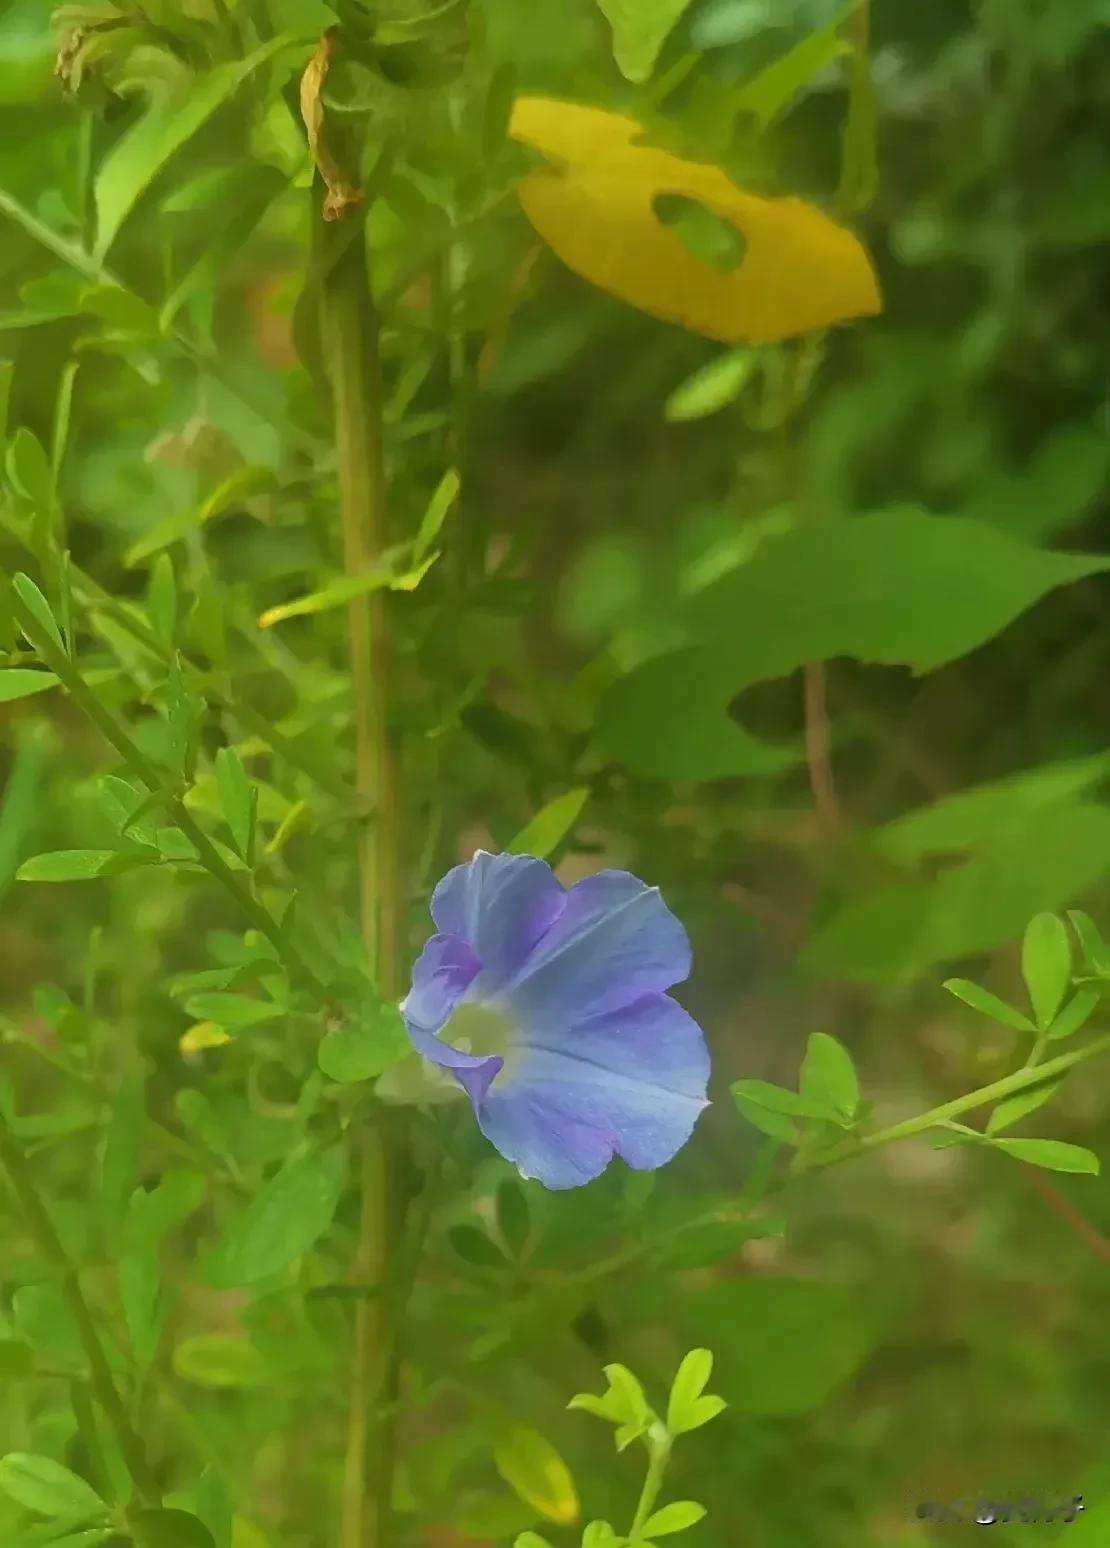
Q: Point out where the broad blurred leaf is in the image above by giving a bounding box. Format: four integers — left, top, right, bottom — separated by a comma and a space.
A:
602, 512, 1110, 780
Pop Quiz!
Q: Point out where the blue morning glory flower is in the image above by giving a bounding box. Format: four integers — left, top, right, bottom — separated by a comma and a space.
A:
400, 850, 710, 1189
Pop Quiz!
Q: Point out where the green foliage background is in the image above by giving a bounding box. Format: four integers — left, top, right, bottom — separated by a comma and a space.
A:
2, 1, 1110, 1546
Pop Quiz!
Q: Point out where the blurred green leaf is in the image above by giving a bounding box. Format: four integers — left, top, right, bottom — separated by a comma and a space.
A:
206, 1147, 344, 1287
799, 1032, 859, 1121
0, 1454, 106, 1519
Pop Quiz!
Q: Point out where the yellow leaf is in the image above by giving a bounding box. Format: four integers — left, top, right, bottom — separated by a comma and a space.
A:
180, 1021, 232, 1054
508, 96, 881, 343
492, 1426, 579, 1526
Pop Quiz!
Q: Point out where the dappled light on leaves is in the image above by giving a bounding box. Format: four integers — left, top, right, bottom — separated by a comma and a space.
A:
508, 95, 881, 342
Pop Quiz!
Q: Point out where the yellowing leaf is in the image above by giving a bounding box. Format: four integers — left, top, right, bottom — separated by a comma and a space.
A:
180, 1021, 232, 1054
257, 553, 439, 628
493, 1427, 579, 1526
596, 0, 696, 83
508, 96, 881, 343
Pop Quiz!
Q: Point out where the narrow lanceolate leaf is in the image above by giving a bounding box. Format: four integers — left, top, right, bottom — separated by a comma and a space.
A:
12, 573, 65, 653
492, 1428, 579, 1526
799, 1032, 859, 1122
732, 24, 850, 130
214, 747, 254, 860
0, 669, 59, 702
0, 1453, 106, 1519
1068, 910, 1110, 976
94, 34, 300, 257
256, 554, 439, 628
413, 468, 460, 562
1045, 989, 1101, 1042
1022, 912, 1072, 1029
942, 979, 1036, 1034
507, 788, 590, 859
989, 1138, 1100, 1175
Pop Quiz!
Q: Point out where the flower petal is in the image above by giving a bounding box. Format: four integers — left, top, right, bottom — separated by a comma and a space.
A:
477, 992, 709, 1187
401, 932, 481, 1033
431, 850, 567, 993
506, 870, 691, 1020
476, 1086, 617, 1190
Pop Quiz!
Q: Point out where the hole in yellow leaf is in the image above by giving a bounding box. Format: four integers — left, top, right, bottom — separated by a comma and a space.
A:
653, 195, 748, 272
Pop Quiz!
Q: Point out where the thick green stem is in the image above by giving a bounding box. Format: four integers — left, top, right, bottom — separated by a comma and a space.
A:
319, 211, 404, 1548
0, 1111, 159, 1505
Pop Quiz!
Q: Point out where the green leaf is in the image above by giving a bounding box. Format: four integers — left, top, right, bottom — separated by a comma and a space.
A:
493, 1427, 579, 1527
206, 1147, 344, 1287
641, 1502, 706, 1537
664, 348, 758, 422
256, 553, 439, 628
16, 849, 152, 882
989, 1138, 1100, 1174
12, 573, 65, 653
986, 1077, 1064, 1136
596, 0, 696, 82
1069, 910, 1110, 975
1022, 912, 1072, 1029
0, 668, 58, 702
1045, 988, 1100, 1042
601, 511, 1110, 780
182, 993, 282, 1030
731, 1093, 799, 1145
94, 35, 299, 257
667, 1394, 725, 1433
147, 553, 177, 646
5, 426, 52, 507
0, 1454, 106, 1520
318, 1000, 410, 1083
581, 1524, 622, 1548
172, 1335, 269, 1390
875, 754, 1110, 863
799, 1032, 859, 1121
214, 747, 254, 861
507, 788, 590, 859
806, 804, 1110, 984
942, 979, 1036, 1033
513, 1535, 554, 1548
131, 1507, 216, 1548
733, 25, 850, 131
413, 467, 460, 563
666, 1348, 713, 1434
730, 1078, 837, 1121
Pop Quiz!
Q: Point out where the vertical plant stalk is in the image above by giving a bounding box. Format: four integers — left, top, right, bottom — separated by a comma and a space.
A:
319, 212, 404, 1548
0, 1112, 159, 1505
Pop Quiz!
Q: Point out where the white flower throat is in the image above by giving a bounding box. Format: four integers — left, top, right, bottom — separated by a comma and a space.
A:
442, 999, 519, 1082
